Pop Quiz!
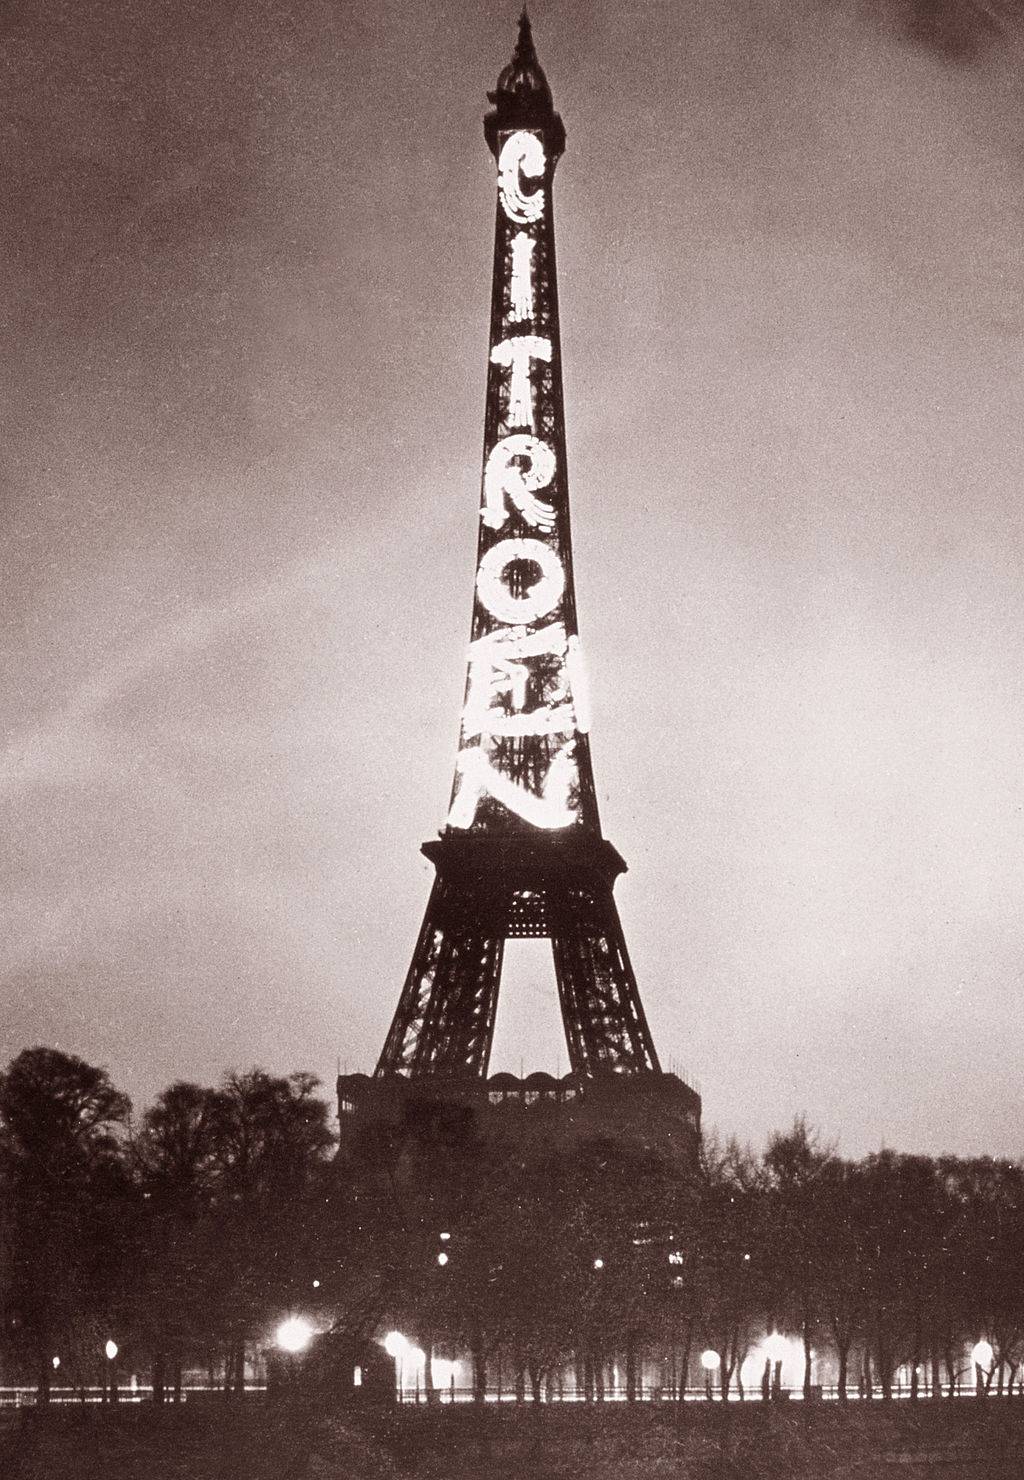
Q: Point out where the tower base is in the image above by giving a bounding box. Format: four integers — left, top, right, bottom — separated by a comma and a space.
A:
337, 1068, 701, 1161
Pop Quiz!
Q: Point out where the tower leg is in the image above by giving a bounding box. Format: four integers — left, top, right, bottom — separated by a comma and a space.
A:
551, 884, 660, 1075
376, 876, 504, 1078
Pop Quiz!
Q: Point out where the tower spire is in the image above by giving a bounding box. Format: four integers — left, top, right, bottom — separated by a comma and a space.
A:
486, 10, 563, 156
510, 9, 540, 79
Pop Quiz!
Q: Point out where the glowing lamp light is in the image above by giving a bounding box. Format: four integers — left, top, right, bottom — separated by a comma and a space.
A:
437, 1251, 449, 1267
275, 1316, 315, 1354
763, 1332, 788, 1364
440, 1232, 450, 1241
104, 1341, 118, 1361
700, 1350, 721, 1372
383, 1331, 408, 1359
432, 1357, 458, 1387
52, 1356, 60, 1370
972, 1340, 994, 1369
592, 1258, 604, 1270
312, 1279, 320, 1289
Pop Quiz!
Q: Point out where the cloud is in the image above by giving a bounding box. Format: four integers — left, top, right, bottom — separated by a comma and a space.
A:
0, 558, 340, 800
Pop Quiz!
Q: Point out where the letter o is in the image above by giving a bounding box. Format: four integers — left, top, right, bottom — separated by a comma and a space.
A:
476, 538, 565, 626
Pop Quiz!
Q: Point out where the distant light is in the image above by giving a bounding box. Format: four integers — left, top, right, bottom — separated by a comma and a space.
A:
668, 1251, 684, 1265
763, 1332, 788, 1363
432, 1357, 458, 1387
312, 1279, 320, 1289
593, 1258, 604, 1270
743, 1253, 751, 1262
700, 1350, 721, 1371
105, 1341, 118, 1361
353, 1366, 362, 1387
972, 1340, 994, 1369
384, 1331, 408, 1358
275, 1317, 315, 1354
437, 1252, 449, 1266
440, 1232, 451, 1242
52, 1357, 60, 1370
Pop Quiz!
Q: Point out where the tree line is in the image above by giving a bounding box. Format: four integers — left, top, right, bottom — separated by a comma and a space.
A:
2, 1045, 1023, 1405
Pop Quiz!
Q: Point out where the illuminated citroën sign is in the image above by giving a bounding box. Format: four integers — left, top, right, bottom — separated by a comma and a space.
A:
450, 110, 593, 834
369, 14, 695, 1097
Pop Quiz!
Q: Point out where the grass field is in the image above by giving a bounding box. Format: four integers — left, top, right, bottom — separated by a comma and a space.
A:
3, 1396, 1024, 1479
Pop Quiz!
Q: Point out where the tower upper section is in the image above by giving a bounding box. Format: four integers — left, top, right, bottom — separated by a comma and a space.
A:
484, 12, 565, 159
446, 15, 599, 838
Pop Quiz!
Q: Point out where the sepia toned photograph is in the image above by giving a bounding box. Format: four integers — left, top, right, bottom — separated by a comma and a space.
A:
3, 1, 1023, 1475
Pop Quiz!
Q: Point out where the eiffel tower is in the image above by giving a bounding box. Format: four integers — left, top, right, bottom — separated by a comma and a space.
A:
339, 16, 699, 1140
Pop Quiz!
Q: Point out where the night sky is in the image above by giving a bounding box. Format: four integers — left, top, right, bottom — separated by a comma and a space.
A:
4, 0, 1023, 1156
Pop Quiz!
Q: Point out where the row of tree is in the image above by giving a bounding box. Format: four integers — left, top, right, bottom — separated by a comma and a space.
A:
0, 1048, 333, 1401
2, 1045, 1023, 1405
361, 1101, 1024, 1404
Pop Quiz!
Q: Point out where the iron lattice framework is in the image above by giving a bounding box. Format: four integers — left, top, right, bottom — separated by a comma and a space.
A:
376, 17, 661, 1083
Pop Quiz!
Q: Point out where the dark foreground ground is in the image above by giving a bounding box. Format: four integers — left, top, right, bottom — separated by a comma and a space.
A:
3, 1397, 1024, 1480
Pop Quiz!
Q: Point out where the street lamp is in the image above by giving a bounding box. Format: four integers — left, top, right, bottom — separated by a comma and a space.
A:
105, 1340, 119, 1405
432, 1357, 458, 1402
275, 1317, 315, 1355
272, 1317, 315, 1396
382, 1334, 426, 1403
384, 1331, 408, 1400
762, 1332, 787, 1402
700, 1348, 720, 1401
972, 1339, 994, 1397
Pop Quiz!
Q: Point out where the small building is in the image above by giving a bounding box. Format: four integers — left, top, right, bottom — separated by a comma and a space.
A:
337, 1068, 701, 1162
